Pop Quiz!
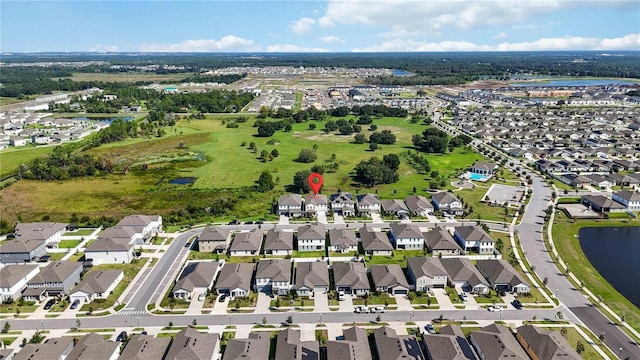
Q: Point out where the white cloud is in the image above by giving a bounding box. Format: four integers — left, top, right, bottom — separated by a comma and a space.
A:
318, 35, 343, 43
89, 44, 119, 52
494, 32, 509, 39
318, 16, 334, 28
267, 44, 330, 52
352, 34, 640, 52
139, 36, 256, 52
290, 17, 316, 34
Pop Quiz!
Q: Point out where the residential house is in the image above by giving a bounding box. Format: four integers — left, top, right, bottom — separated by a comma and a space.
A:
229, 229, 263, 256
8, 136, 28, 147
118, 335, 171, 360
326, 326, 372, 360
97, 226, 140, 246
164, 328, 219, 360
389, 223, 424, 250
330, 192, 356, 216
214, 263, 255, 298
360, 228, 393, 256
372, 326, 425, 360
296, 223, 326, 252
172, 261, 221, 300
327, 228, 358, 253
469, 324, 528, 360
23, 261, 83, 301
581, 194, 627, 213
612, 190, 640, 211
304, 194, 328, 216
356, 194, 382, 216
423, 325, 476, 360
476, 259, 530, 294
516, 325, 581, 360
406, 257, 448, 292
439, 258, 490, 294
84, 239, 134, 265
13, 337, 74, 360
453, 225, 495, 255
222, 332, 270, 360
255, 259, 292, 295
404, 195, 434, 217
0, 264, 40, 302
0, 239, 47, 264
431, 192, 464, 215
277, 194, 303, 217
274, 328, 320, 360
381, 199, 410, 218
14, 222, 68, 247
197, 226, 232, 253
69, 269, 124, 303
66, 333, 120, 360
370, 264, 410, 295
293, 262, 330, 297
332, 262, 370, 296
263, 228, 294, 256
583, 174, 614, 189
424, 228, 463, 256
469, 161, 497, 175
115, 215, 162, 242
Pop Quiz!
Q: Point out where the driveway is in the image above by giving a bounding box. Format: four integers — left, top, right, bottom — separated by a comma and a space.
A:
210, 296, 229, 315
370, 213, 384, 223
313, 291, 329, 312
395, 295, 414, 311
326, 323, 344, 341
278, 215, 290, 225
432, 288, 454, 310
338, 295, 354, 312
317, 211, 328, 224
255, 292, 272, 314
333, 213, 345, 224
185, 295, 205, 315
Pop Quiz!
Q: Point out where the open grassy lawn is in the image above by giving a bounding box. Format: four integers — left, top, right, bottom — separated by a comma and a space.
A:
0, 97, 29, 107
58, 240, 81, 248
0, 145, 55, 177
552, 212, 640, 333
0, 114, 485, 225
556, 327, 606, 360
365, 250, 425, 267
54, 72, 193, 83
352, 294, 397, 306
292, 250, 326, 258
454, 178, 520, 222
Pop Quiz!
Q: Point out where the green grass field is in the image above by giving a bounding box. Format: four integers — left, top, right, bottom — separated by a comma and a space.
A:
0, 114, 485, 225
0, 145, 55, 177
552, 212, 640, 333
0, 97, 29, 107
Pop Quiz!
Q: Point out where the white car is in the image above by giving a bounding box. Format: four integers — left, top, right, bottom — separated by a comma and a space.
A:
371, 306, 385, 313
488, 305, 504, 312
460, 292, 469, 301
338, 291, 345, 301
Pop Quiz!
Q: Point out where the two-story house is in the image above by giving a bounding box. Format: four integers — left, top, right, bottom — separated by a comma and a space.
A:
356, 194, 382, 217
304, 194, 328, 216
197, 226, 232, 253
431, 192, 464, 215
330, 192, 356, 216
277, 194, 303, 217
84, 238, 134, 265
612, 190, 640, 211
293, 262, 330, 297
0, 264, 40, 302
296, 223, 326, 252
360, 228, 393, 256
254, 259, 292, 295
263, 228, 294, 256
389, 223, 424, 250
453, 225, 495, 255
0, 239, 47, 264
424, 227, 463, 256
23, 261, 83, 301
14, 222, 69, 248
327, 228, 358, 253
332, 262, 370, 296
406, 257, 448, 292
116, 214, 162, 242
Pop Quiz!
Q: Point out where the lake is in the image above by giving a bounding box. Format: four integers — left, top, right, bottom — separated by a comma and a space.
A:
579, 226, 640, 307
512, 79, 638, 87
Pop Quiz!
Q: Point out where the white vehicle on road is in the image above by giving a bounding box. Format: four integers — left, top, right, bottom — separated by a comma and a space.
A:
488, 305, 504, 312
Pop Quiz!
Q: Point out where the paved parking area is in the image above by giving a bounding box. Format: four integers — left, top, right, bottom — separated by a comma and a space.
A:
333, 213, 345, 224
211, 295, 229, 314
185, 295, 205, 315
395, 295, 414, 311
255, 292, 272, 314
502, 293, 518, 309
432, 288, 454, 310
338, 295, 354, 312
298, 323, 316, 341
483, 184, 525, 205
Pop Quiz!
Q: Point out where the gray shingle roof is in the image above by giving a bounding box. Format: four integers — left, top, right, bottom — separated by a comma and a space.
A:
382, 199, 409, 213
222, 332, 270, 360
297, 223, 325, 240
66, 333, 120, 360
118, 334, 171, 360
390, 223, 423, 240
0, 264, 39, 287
13, 337, 74, 360
476, 259, 529, 289
406, 257, 447, 279
215, 263, 255, 292
360, 229, 393, 252
0, 239, 45, 254
373, 326, 424, 360
263, 229, 293, 251
439, 258, 489, 288
431, 192, 461, 205
255, 259, 291, 282
328, 228, 358, 248
404, 195, 434, 214
455, 225, 494, 243
116, 215, 160, 227
85, 238, 132, 252
230, 229, 263, 252
71, 269, 123, 295
198, 226, 231, 242
278, 193, 302, 206
14, 222, 68, 242
294, 262, 329, 290
28, 261, 82, 284
469, 324, 528, 360
164, 327, 218, 360
275, 328, 320, 360
424, 228, 462, 252
517, 325, 581, 360
332, 262, 369, 291
174, 261, 220, 292
326, 327, 372, 360
370, 264, 409, 289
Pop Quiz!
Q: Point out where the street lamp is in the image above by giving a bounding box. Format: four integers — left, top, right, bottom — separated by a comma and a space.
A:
555, 289, 558, 298
136, 317, 140, 329
40, 320, 44, 332
409, 311, 413, 322
319, 313, 322, 325
619, 348, 622, 359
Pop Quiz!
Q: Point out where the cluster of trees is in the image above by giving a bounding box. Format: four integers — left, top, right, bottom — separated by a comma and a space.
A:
255, 119, 292, 137
84, 118, 138, 149
354, 154, 400, 186
179, 73, 246, 84
324, 119, 362, 135
295, 148, 318, 163
369, 130, 396, 145
18, 145, 113, 181
412, 128, 449, 153
330, 105, 407, 118
403, 150, 431, 174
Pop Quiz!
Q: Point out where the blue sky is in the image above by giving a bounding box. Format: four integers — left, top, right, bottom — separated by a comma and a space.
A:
1, 1, 639, 52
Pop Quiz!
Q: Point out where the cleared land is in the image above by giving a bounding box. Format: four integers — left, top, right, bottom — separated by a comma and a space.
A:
0, 115, 483, 223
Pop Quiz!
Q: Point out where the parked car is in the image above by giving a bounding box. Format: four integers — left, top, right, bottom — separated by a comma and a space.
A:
255, 221, 264, 225
43, 299, 55, 310
512, 299, 523, 309
116, 331, 128, 342
228, 219, 240, 225
424, 323, 436, 334
338, 291, 345, 301
245, 221, 254, 225
460, 292, 469, 301
354, 306, 369, 314
371, 306, 385, 313
497, 289, 507, 296
141, 331, 148, 335
218, 294, 227, 302
198, 293, 206, 301
488, 305, 504, 312
70, 299, 80, 309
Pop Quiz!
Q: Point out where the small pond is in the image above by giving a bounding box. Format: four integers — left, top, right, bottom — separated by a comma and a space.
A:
169, 177, 197, 185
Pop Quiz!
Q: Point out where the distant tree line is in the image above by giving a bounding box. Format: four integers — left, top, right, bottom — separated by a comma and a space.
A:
179, 73, 247, 84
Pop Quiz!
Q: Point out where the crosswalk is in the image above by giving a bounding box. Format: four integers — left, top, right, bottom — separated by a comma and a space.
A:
118, 310, 148, 316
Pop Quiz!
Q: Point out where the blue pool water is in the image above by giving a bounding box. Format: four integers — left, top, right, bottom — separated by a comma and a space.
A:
469, 173, 489, 181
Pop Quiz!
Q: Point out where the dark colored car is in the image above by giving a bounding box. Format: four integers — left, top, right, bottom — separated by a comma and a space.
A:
141, 331, 148, 335
228, 220, 240, 225
218, 294, 227, 302
512, 299, 523, 309
116, 331, 128, 342
255, 221, 264, 225
185, 242, 191, 248
43, 299, 55, 310
245, 221, 254, 225
70, 299, 80, 309
498, 289, 507, 297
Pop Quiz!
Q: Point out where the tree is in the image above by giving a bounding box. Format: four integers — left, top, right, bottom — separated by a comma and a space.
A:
260, 149, 270, 162
256, 171, 275, 192
1, 322, 9, 334
413, 128, 449, 153
271, 149, 279, 158
369, 142, 378, 151
369, 130, 396, 144
382, 154, 400, 171
495, 238, 504, 253
295, 148, 317, 163
292, 170, 313, 193
286, 315, 293, 325
575, 341, 585, 354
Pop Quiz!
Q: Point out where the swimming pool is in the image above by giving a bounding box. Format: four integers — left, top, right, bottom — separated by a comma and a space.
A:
469, 173, 490, 181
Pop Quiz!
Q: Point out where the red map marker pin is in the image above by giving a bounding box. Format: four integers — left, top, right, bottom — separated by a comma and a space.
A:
307, 172, 323, 195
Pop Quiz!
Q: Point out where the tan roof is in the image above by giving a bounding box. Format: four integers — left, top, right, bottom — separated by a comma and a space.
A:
517, 325, 581, 360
